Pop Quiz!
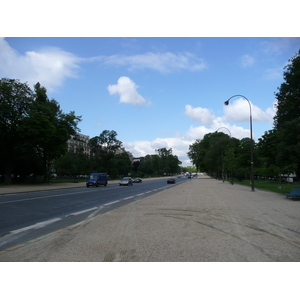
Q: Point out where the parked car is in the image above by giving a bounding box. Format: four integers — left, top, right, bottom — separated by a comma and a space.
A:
167, 178, 176, 184
133, 178, 142, 183
119, 177, 133, 186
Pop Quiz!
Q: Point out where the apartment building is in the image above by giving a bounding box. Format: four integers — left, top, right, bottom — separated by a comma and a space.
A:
67, 133, 90, 155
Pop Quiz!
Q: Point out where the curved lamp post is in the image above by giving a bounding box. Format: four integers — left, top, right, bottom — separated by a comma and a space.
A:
215, 127, 233, 185
224, 95, 255, 192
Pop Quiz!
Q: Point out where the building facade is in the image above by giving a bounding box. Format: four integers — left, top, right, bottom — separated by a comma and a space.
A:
67, 133, 90, 155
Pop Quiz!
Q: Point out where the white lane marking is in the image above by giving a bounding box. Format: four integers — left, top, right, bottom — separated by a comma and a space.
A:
136, 193, 145, 196
123, 196, 134, 200
104, 200, 120, 206
65, 207, 98, 217
10, 218, 62, 234
145, 191, 152, 193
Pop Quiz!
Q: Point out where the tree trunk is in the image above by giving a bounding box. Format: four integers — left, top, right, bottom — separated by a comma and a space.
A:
4, 160, 15, 185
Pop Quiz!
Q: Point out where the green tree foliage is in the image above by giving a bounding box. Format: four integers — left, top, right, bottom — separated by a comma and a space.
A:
113, 152, 132, 177
22, 83, 82, 182
138, 148, 181, 176
0, 78, 33, 184
53, 152, 91, 176
89, 130, 123, 174
274, 50, 300, 178
185, 166, 197, 173
0, 78, 82, 184
187, 132, 258, 181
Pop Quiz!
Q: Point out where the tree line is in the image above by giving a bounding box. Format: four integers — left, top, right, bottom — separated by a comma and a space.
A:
54, 140, 182, 179
188, 49, 300, 182
134, 148, 182, 177
0, 78, 182, 183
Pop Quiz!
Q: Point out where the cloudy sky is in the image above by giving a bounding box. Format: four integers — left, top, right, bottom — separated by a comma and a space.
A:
1, 36, 299, 165
0, 37, 300, 166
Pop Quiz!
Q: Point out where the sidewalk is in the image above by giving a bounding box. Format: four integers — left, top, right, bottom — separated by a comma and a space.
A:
0, 181, 87, 195
1, 175, 299, 261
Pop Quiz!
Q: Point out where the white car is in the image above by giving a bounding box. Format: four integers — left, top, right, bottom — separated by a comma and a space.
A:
119, 177, 133, 186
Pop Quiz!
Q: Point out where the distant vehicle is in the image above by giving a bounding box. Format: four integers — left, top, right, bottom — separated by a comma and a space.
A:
119, 177, 133, 186
133, 178, 142, 183
86, 173, 108, 187
167, 178, 176, 184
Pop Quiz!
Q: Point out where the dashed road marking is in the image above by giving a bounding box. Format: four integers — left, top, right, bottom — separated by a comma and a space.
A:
65, 207, 98, 217
10, 218, 62, 234
104, 200, 121, 206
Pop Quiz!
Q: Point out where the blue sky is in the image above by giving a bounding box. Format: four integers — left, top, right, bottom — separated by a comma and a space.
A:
1, 37, 299, 165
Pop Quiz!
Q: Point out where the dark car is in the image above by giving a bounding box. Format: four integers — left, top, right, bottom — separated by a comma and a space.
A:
86, 173, 108, 187
119, 177, 133, 186
167, 178, 176, 184
133, 178, 142, 183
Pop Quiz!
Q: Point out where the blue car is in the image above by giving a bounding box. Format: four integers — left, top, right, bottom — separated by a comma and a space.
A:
86, 173, 108, 187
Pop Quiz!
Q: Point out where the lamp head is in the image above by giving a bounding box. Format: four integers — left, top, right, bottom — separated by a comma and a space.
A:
224, 100, 229, 106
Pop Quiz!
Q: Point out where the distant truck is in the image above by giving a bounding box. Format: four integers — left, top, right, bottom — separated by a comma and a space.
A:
86, 173, 108, 187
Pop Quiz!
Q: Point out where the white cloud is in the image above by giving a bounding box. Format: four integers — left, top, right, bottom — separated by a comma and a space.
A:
97, 52, 207, 74
184, 104, 215, 126
123, 135, 192, 165
107, 76, 150, 106
0, 38, 81, 92
239, 54, 255, 68
0, 38, 207, 93
223, 98, 275, 123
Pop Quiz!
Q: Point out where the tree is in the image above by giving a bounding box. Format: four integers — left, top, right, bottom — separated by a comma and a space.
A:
21, 82, 82, 182
137, 148, 181, 177
0, 78, 33, 184
188, 133, 232, 177
53, 152, 90, 176
0, 79, 82, 184
113, 152, 132, 177
273, 50, 300, 177
156, 148, 181, 175
188, 138, 205, 173
89, 130, 122, 174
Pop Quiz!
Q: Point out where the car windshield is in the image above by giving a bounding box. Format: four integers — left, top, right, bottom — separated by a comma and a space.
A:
89, 175, 98, 179
122, 177, 129, 180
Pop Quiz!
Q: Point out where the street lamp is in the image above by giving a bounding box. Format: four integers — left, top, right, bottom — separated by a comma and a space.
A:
224, 95, 255, 192
215, 127, 233, 185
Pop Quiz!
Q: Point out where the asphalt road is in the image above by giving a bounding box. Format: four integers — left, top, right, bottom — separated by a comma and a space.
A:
0, 177, 186, 251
